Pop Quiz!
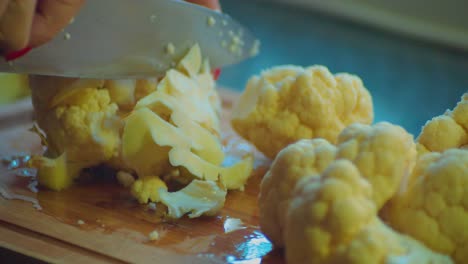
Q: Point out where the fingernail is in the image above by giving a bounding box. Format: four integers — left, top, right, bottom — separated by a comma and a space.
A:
212, 68, 221, 80
5, 46, 32, 61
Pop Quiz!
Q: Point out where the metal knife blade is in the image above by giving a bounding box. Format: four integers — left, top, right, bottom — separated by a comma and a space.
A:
0, 0, 259, 79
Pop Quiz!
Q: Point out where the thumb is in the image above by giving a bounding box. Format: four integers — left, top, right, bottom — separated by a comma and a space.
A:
29, 0, 85, 48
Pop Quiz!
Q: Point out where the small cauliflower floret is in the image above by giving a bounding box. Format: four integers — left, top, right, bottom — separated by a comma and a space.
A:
336, 122, 417, 208
285, 160, 453, 264
231, 65, 374, 158
159, 180, 226, 218
384, 149, 468, 264
417, 93, 468, 154
259, 122, 416, 247
259, 139, 337, 247
131, 176, 168, 204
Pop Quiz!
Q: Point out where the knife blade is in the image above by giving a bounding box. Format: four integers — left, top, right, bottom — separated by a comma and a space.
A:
0, 0, 259, 79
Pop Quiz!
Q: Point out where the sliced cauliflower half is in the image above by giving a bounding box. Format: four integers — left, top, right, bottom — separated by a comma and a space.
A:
259, 122, 416, 247
231, 65, 374, 158
285, 160, 453, 264
384, 149, 468, 264
417, 93, 468, 155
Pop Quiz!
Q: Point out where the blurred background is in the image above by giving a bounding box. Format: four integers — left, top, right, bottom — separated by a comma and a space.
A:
0, 0, 467, 137
217, 0, 468, 136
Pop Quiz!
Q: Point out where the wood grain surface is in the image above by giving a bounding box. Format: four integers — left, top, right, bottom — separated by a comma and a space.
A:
0, 89, 285, 264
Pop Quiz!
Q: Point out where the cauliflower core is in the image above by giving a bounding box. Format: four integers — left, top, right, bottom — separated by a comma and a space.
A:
29, 44, 253, 219
231, 65, 374, 158
259, 122, 416, 247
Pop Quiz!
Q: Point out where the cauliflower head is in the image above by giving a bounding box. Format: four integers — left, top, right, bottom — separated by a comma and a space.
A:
417, 93, 467, 155
259, 122, 416, 247
285, 160, 453, 264
231, 65, 373, 158
384, 149, 468, 264
30, 45, 253, 218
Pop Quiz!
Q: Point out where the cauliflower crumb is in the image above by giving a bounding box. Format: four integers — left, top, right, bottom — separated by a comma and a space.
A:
207, 16, 216, 27
147, 202, 157, 211
231, 65, 374, 158
165, 43, 176, 55
148, 230, 160, 241
223, 218, 246, 233
77, 219, 85, 225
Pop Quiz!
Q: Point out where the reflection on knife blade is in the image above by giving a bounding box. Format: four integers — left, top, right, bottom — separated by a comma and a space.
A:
0, 0, 260, 79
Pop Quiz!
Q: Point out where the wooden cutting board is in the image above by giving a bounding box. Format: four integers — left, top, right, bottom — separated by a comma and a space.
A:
0, 89, 284, 264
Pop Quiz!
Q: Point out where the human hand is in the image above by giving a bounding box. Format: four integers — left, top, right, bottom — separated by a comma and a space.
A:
1, 0, 221, 62
186, 0, 221, 11
0, 0, 85, 59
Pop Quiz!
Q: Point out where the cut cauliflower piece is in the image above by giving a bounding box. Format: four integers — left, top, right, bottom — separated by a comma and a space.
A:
131, 176, 168, 204
168, 148, 253, 190
122, 107, 191, 177
231, 65, 373, 158
137, 45, 220, 136
259, 122, 416, 247
417, 93, 467, 154
159, 180, 226, 218
285, 160, 453, 264
31, 153, 83, 191
134, 91, 224, 165
131, 177, 226, 219
106, 79, 137, 109
384, 149, 468, 264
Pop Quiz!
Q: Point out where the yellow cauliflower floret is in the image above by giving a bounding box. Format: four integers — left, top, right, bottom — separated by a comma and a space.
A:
231, 65, 373, 158
417, 93, 468, 154
285, 160, 453, 264
132, 176, 168, 204
259, 139, 337, 247
259, 122, 416, 247
384, 149, 468, 264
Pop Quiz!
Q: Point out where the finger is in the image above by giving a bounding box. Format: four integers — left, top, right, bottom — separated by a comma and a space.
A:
0, 0, 11, 18
185, 0, 221, 11
0, 0, 36, 52
29, 0, 85, 48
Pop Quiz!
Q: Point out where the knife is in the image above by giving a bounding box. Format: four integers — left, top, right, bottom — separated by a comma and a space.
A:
0, 0, 259, 79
